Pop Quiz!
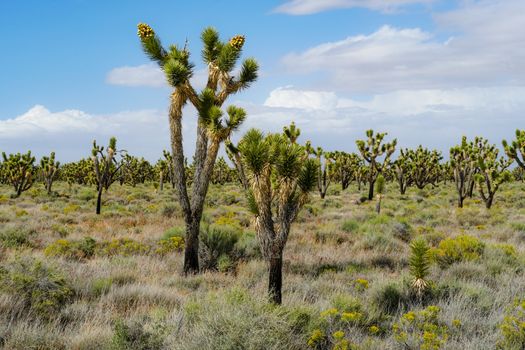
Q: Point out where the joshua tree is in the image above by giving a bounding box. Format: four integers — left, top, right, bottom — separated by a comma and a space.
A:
137, 23, 258, 273
450, 136, 477, 208
393, 150, 412, 195
233, 126, 317, 304
331, 151, 361, 191
155, 158, 168, 191
409, 146, 442, 189
356, 130, 397, 200
226, 140, 249, 190
283, 121, 301, 144
121, 155, 154, 186
474, 138, 512, 209
60, 158, 95, 187
92, 137, 124, 214
1, 151, 36, 197
40, 152, 60, 195
212, 157, 231, 185
375, 174, 385, 214
306, 143, 332, 199
503, 129, 525, 170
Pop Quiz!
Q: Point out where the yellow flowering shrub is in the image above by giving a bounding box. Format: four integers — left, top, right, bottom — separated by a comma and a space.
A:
498, 299, 525, 349
353, 278, 369, 291
155, 236, 184, 256
393, 305, 450, 350
431, 235, 485, 267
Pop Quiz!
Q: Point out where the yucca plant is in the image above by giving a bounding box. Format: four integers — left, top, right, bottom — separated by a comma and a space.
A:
409, 238, 432, 299
331, 151, 361, 190
306, 143, 332, 199
233, 124, 317, 304
137, 23, 258, 273
40, 152, 60, 195
356, 130, 397, 200
2, 151, 36, 197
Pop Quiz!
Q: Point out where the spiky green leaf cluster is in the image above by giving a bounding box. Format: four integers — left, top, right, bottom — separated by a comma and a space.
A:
1, 151, 36, 197
503, 129, 525, 169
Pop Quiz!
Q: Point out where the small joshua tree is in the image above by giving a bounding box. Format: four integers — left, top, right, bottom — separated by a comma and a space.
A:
356, 130, 397, 200
137, 23, 258, 274
409, 238, 432, 300
2, 151, 36, 197
474, 138, 512, 209
450, 136, 477, 208
40, 152, 60, 195
503, 129, 525, 170
92, 137, 124, 214
331, 151, 361, 191
375, 174, 385, 214
393, 149, 412, 195
306, 143, 332, 199
233, 125, 317, 304
155, 158, 168, 191
408, 146, 442, 189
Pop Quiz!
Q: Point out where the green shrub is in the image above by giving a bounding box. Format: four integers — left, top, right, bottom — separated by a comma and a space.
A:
0, 226, 35, 248
77, 188, 96, 201
393, 306, 451, 350
44, 237, 96, 260
0, 258, 73, 319
160, 203, 177, 218
499, 299, 525, 349
431, 235, 485, 268
372, 282, 406, 314
233, 230, 260, 259
99, 238, 150, 256
200, 224, 240, 270
341, 219, 359, 233
111, 317, 166, 350
161, 226, 185, 241
92, 277, 113, 297
155, 235, 184, 256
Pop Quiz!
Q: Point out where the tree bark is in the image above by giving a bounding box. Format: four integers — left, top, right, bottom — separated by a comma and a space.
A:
96, 187, 103, 214
458, 196, 464, 208
183, 219, 200, 274
368, 181, 375, 200
268, 252, 283, 304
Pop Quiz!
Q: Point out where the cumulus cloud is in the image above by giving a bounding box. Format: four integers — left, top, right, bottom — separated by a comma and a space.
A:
106, 64, 166, 87
106, 64, 209, 89
282, 1, 525, 93
274, 0, 433, 15
0, 105, 199, 162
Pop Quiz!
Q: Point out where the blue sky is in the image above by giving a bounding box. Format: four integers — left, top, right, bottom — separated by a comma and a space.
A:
1, 0, 523, 161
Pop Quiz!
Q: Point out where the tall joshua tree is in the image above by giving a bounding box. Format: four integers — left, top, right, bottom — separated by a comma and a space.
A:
137, 23, 258, 274
356, 130, 397, 200
233, 126, 317, 304
503, 129, 525, 170
474, 138, 512, 209
40, 152, 60, 195
92, 137, 124, 214
2, 151, 36, 197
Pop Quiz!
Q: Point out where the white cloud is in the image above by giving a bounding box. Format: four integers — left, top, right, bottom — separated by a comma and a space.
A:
106, 64, 166, 87
274, 0, 433, 15
106, 64, 209, 90
0, 105, 199, 162
282, 0, 525, 93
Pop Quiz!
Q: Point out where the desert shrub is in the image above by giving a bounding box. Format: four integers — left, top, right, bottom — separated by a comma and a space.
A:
498, 299, 525, 350
372, 282, 406, 315
112, 316, 167, 350
63, 203, 80, 214
341, 219, 360, 233
217, 254, 234, 273
200, 224, 240, 270
77, 188, 96, 201
392, 219, 413, 242
91, 278, 114, 297
0, 226, 35, 248
431, 235, 485, 268
162, 226, 185, 241
393, 305, 455, 350
44, 237, 96, 260
51, 223, 70, 238
233, 230, 260, 260
155, 235, 184, 256
99, 238, 150, 256
160, 203, 178, 218
0, 258, 73, 319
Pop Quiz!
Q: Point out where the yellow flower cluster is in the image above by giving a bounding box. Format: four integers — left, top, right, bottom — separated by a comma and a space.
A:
354, 278, 369, 291
137, 23, 154, 39
229, 35, 245, 49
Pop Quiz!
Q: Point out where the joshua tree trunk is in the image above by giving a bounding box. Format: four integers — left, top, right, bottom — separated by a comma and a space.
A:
376, 195, 382, 214
159, 171, 164, 191
368, 180, 375, 200
458, 196, 464, 208
96, 186, 103, 215
184, 218, 201, 273
268, 252, 283, 305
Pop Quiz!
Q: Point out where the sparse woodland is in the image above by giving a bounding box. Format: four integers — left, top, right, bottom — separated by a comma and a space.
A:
0, 23, 525, 350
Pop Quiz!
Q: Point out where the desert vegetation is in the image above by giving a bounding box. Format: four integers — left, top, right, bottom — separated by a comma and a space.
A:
0, 22, 524, 350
